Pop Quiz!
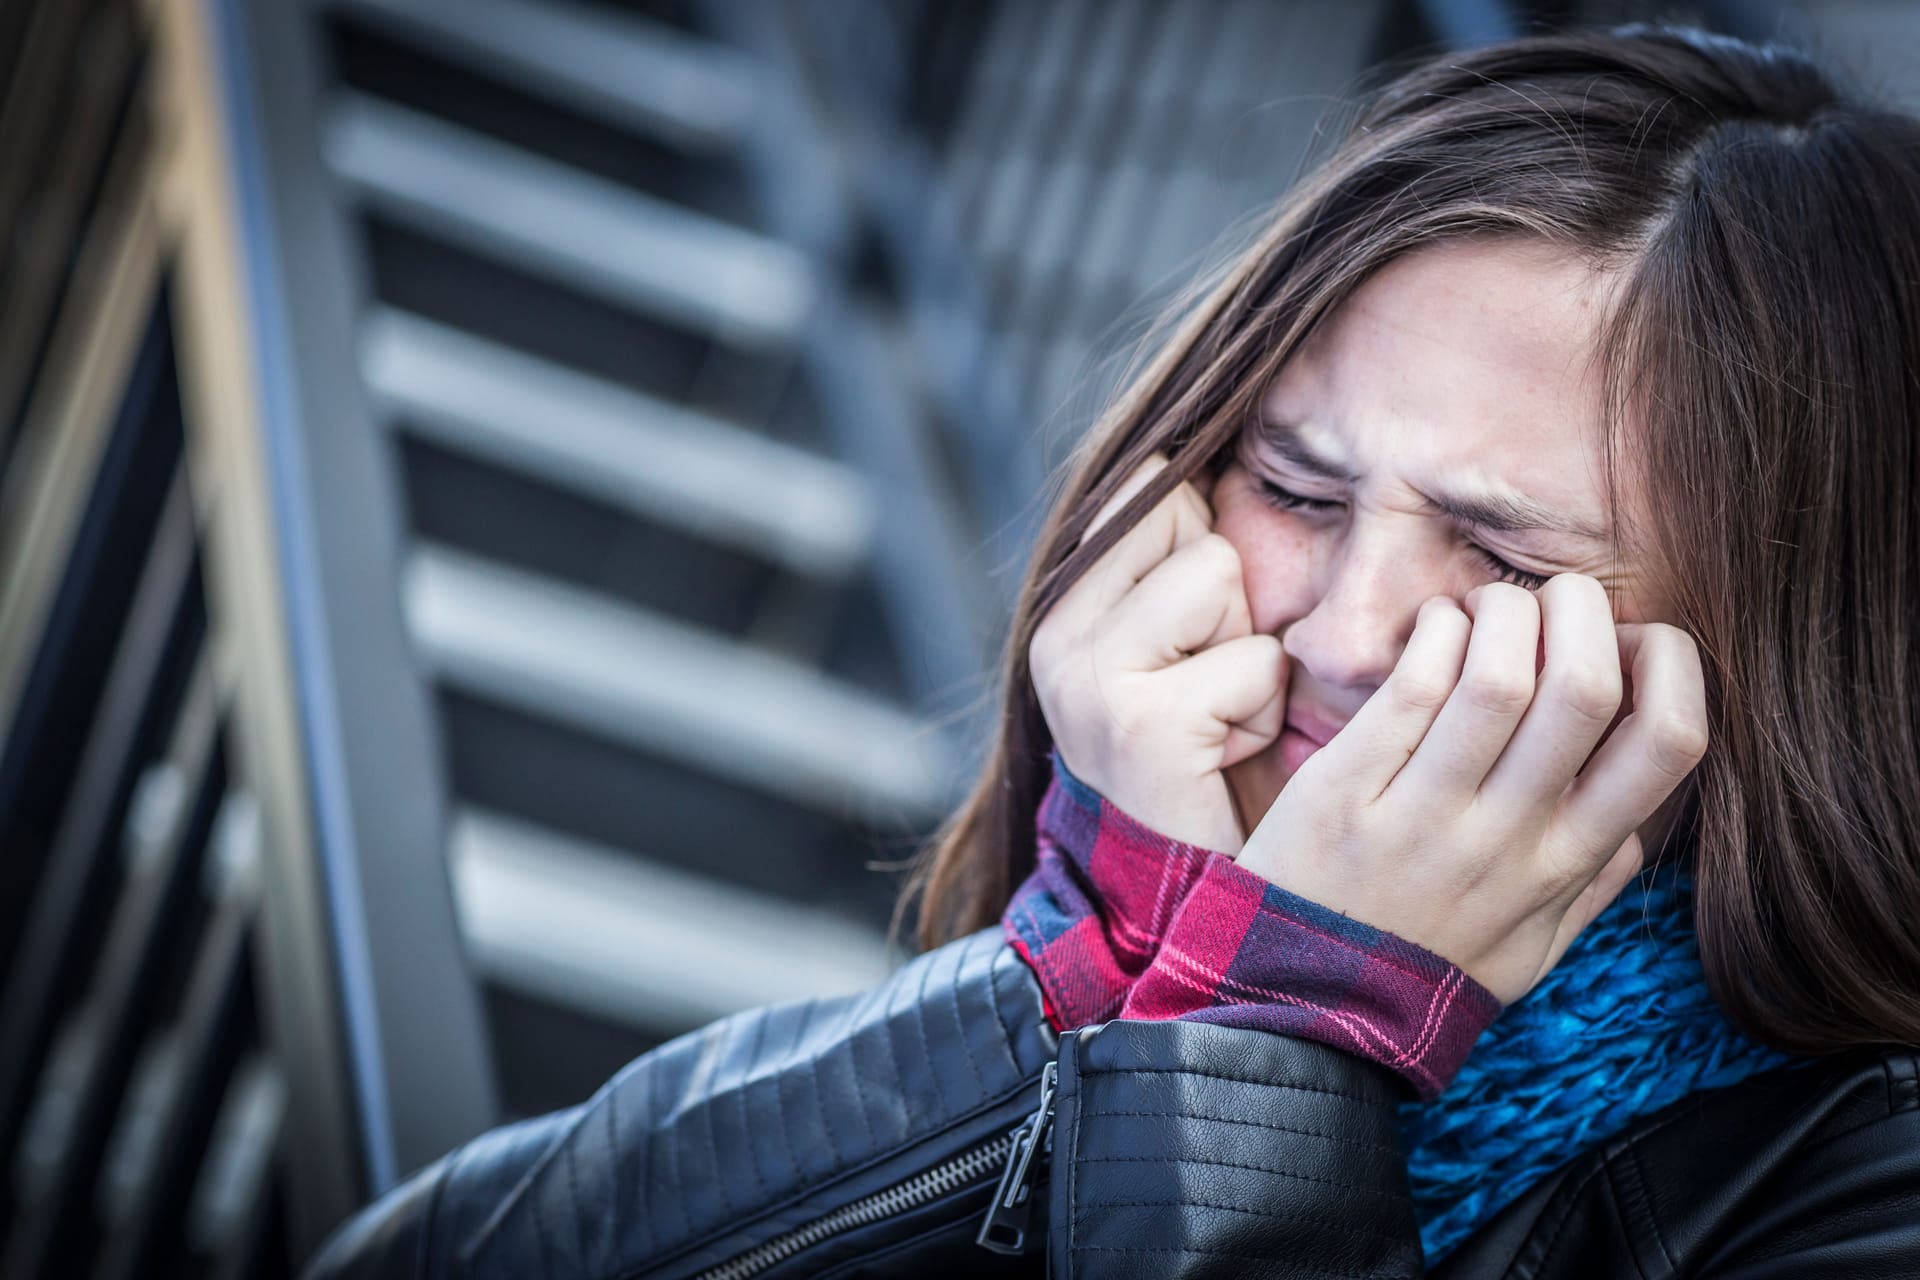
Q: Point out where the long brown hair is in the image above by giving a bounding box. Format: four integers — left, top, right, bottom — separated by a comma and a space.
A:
905, 24, 1920, 1053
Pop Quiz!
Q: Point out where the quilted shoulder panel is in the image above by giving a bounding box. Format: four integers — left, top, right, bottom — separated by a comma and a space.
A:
447, 929, 1054, 1279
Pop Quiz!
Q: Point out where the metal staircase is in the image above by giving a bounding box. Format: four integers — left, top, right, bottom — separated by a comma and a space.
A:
0, 0, 1465, 1272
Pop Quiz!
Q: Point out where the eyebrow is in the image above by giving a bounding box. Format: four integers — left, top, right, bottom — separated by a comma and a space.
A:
1253, 416, 1610, 542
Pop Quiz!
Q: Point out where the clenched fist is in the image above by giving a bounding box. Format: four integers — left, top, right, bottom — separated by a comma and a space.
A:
1029, 453, 1288, 853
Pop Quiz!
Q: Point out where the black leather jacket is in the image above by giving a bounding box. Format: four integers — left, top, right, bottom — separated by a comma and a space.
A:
303, 929, 1920, 1278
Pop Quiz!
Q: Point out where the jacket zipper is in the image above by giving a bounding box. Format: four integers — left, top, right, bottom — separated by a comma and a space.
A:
688, 1063, 1057, 1279
975, 1060, 1057, 1255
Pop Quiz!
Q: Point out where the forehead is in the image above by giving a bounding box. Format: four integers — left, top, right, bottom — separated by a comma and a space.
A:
1262, 238, 1617, 508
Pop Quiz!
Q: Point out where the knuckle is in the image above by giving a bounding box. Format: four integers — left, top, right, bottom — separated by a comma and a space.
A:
1544, 570, 1603, 599
1189, 532, 1243, 581
1395, 672, 1453, 712
1646, 712, 1710, 775
1641, 621, 1699, 664
1481, 580, 1540, 612
1552, 662, 1623, 722
1461, 667, 1534, 715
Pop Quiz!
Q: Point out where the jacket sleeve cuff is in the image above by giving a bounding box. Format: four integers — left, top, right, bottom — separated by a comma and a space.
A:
1002, 751, 1221, 1031
1118, 853, 1503, 1100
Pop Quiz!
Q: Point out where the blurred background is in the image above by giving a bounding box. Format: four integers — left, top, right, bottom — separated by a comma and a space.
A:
0, 0, 1914, 1274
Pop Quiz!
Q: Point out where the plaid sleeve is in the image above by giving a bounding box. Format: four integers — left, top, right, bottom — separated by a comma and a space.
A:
1000, 753, 1502, 1100
1000, 751, 1219, 1030
1120, 854, 1503, 1100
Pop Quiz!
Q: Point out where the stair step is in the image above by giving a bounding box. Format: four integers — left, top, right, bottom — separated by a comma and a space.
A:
451, 807, 893, 1032
331, 0, 756, 153
361, 307, 872, 578
403, 545, 954, 821
324, 93, 811, 347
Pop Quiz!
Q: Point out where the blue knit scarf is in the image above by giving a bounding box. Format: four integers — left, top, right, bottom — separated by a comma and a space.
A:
1398, 852, 1806, 1264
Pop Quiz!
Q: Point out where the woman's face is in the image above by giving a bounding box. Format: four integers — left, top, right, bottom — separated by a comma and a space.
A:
1212, 237, 1670, 829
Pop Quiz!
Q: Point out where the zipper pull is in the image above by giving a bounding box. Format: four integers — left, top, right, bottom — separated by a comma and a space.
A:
975, 1061, 1057, 1255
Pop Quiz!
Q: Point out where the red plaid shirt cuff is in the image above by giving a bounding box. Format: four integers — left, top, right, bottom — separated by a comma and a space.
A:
1003, 752, 1502, 1100
1001, 752, 1219, 1028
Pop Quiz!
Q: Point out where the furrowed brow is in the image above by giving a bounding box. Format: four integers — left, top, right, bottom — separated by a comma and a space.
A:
1254, 417, 1362, 483
1419, 489, 1610, 541
1257, 415, 1608, 542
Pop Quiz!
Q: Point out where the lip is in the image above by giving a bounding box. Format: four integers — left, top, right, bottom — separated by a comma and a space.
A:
1282, 706, 1346, 747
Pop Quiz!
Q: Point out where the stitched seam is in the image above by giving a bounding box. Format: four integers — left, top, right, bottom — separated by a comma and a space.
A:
700, 1035, 738, 1219
1089, 1106, 1400, 1155
1523, 1162, 1610, 1279
1598, 1154, 1650, 1280
1067, 1049, 1082, 1270
1070, 1244, 1371, 1276
838, 1021, 878, 1156
639, 1061, 655, 1251
947, 943, 987, 1104
911, 954, 951, 1116
986, 942, 1025, 1079
616, 1073, 1048, 1280
565, 1141, 586, 1268
746, 1009, 797, 1186
1074, 1195, 1404, 1248
1497, 1091, 1711, 1279
1077, 1153, 1399, 1203
607, 1078, 637, 1258
1089, 1064, 1396, 1112
666, 1084, 692, 1238
791, 1000, 847, 1172
531, 1165, 555, 1275
874, 977, 914, 1137
729, 1020, 770, 1207
1625, 1138, 1674, 1275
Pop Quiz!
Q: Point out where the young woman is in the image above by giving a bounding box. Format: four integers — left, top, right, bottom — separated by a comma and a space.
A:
306, 23, 1920, 1279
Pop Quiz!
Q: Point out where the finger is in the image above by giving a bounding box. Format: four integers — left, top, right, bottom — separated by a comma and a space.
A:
1480, 574, 1624, 812
1317, 595, 1471, 799
1151, 632, 1287, 755
1549, 623, 1708, 866
1393, 582, 1540, 797
1053, 457, 1215, 635
1221, 689, 1286, 768
1097, 534, 1251, 670
1538, 832, 1643, 976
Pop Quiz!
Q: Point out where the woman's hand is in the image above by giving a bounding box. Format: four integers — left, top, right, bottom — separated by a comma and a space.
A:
1236, 574, 1709, 1004
1029, 452, 1287, 853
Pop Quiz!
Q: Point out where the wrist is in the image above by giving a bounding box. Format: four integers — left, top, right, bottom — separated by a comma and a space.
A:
1121, 854, 1504, 1100
1001, 751, 1224, 1030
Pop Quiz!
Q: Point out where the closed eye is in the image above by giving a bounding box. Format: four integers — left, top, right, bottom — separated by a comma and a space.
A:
1253, 477, 1343, 515
1254, 478, 1551, 590
1467, 546, 1551, 591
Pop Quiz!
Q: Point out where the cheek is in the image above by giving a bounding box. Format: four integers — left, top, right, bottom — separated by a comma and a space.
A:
1212, 501, 1322, 633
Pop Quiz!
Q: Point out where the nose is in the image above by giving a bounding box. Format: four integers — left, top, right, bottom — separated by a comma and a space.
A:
1278, 536, 1437, 695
